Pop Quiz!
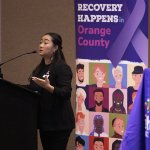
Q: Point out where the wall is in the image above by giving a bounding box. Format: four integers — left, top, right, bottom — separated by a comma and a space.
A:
1, 0, 150, 149
1, 0, 75, 149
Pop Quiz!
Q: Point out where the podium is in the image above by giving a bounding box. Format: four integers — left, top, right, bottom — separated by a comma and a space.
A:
0, 79, 39, 150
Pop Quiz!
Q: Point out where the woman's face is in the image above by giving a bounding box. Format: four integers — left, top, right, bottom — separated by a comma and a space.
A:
113, 119, 124, 136
39, 35, 57, 58
94, 141, 104, 150
113, 69, 123, 83
94, 67, 105, 83
77, 93, 84, 106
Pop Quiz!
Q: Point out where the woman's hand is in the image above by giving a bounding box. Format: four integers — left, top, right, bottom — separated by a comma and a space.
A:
32, 76, 54, 93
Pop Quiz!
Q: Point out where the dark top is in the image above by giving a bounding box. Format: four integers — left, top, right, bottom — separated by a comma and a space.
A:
110, 106, 126, 114
0, 68, 3, 78
112, 132, 123, 138
127, 86, 137, 107
28, 61, 75, 131
89, 106, 108, 112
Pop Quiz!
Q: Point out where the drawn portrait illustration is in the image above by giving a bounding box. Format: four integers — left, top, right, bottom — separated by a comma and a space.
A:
109, 89, 127, 114
89, 63, 109, 88
90, 114, 108, 137
89, 88, 108, 112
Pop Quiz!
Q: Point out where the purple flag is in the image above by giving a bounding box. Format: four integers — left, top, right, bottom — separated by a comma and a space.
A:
120, 69, 150, 150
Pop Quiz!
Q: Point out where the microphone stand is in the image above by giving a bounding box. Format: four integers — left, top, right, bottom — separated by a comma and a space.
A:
0, 51, 37, 66
0, 50, 37, 79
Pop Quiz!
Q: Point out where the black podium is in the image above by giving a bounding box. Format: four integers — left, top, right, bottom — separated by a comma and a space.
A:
0, 79, 39, 150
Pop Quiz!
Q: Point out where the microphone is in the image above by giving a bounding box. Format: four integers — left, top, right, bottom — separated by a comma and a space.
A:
0, 50, 37, 67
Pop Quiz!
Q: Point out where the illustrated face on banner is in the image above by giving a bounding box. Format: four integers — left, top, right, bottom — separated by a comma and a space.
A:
89, 87, 109, 113
94, 115, 104, 133
93, 141, 104, 150
94, 67, 106, 87
77, 93, 84, 106
131, 66, 144, 89
110, 89, 126, 114
94, 67, 105, 83
76, 88, 86, 112
112, 66, 123, 86
94, 91, 104, 106
113, 118, 124, 136
77, 69, 84, 82
78, 118, 85, 133
132, 74, 143, 85
76, 64, 84, 84
113, 92, 123, 109
76, 112, 85, 134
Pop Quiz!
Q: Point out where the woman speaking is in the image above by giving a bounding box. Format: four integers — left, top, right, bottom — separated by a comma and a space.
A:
28, 32, 75, 150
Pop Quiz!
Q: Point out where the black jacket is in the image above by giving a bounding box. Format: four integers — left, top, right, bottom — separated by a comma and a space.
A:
29, 61, 75, 131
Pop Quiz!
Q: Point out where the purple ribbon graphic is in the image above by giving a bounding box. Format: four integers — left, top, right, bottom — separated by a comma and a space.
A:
107, 0, 148, 67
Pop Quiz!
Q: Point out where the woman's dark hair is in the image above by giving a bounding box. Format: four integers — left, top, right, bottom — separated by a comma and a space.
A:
112, 140, 121, 150
112, 89, 124, 102
29, 32, 66, 79
45, 32, 66, 63
75, 136, 85, 146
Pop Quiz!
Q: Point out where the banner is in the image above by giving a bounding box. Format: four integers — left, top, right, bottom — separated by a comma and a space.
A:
75, 0, 148, 150
75, 0, 148, 66
120, 69, 150, 150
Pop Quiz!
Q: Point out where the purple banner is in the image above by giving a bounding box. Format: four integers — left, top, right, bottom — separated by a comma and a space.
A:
75, 0, 148, 66
75, 0, 148, 150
